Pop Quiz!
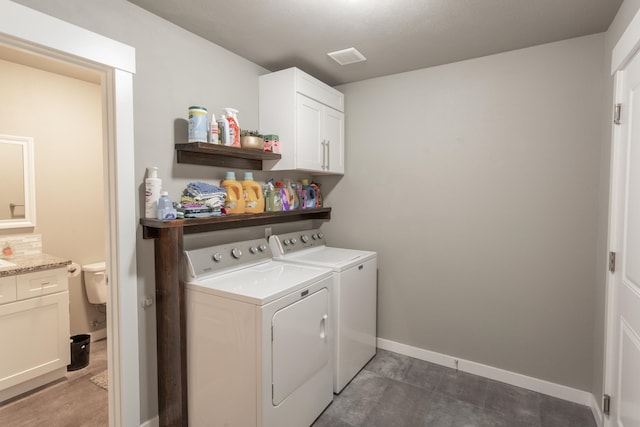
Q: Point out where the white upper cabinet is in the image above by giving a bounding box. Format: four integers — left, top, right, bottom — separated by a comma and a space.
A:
259, 68, 345, 174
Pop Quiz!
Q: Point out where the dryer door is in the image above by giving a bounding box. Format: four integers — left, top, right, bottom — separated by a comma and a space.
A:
272, 287, 329, 405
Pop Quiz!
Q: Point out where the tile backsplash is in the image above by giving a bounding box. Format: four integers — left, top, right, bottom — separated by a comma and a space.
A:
0, 234, 42, 256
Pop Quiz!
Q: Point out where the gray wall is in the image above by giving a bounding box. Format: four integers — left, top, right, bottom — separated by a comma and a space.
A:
328, 34, 605, 392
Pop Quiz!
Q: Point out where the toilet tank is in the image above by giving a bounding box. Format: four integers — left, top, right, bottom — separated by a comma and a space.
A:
82, 261, 106, 304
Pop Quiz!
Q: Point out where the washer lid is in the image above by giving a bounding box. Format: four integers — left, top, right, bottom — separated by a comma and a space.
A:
185, 260, 331, 305
278, 246, 376, 271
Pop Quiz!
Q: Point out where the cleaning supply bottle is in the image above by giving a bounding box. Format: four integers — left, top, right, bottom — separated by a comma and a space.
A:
274, 181, 291, 211
285, 179, 299, 210
221, 171, 245, 214
209, 113, 219, 144
295, 181, 307, 209
224, 108, 240, 147
310, 182, 323, 207
264, 181, 282, 212
301, 179, 316, 209
242, 172, 265, 213
218, 114, 230, 146
157, 191, 177, 220
145, 167, 162, 219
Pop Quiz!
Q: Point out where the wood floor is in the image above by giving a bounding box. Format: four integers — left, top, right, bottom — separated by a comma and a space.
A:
0, 338, 108, 427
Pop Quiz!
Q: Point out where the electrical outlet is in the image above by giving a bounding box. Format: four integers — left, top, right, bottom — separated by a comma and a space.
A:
265, 227, 272, 238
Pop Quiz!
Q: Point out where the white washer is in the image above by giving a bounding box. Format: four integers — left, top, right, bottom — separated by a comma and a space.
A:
184, 238, 334, 427
269, 229, 377, 394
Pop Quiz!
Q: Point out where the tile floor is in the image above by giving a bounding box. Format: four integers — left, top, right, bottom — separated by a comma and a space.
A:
0, 338, 108, 427
313, 349, 597, 427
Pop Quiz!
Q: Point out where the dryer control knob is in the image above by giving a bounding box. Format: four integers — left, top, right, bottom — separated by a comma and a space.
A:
231, 248, 242, 259
212, 252, 222, 262
301, 235, 309, 243
318, 233, 324, 239
291, 238, 297, 245
312, 234, 319, 240
258, 244, 267, 252
283, 239, 291, 246
249, 246, 258, 254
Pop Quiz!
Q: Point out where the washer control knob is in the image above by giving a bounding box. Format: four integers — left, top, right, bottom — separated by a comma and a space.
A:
258, 244, 267, 252
291, 238, 297, 245
312, 234, 319, 240
249, 246, 258, 254
283, 239, 291, 246
231, 248, 242, 259
212, 252, 222, 262
318, 233, 324, 239
301, 235, 309, 243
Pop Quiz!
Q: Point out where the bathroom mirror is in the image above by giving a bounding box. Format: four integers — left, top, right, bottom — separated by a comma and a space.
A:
0, 135, 36, 229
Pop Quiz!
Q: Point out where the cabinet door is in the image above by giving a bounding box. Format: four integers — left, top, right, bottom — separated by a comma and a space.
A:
324, 107, 345, 174
296, 93, 325, 172
0, 291, 70, 391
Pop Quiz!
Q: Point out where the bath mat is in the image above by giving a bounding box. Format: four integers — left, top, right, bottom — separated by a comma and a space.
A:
90, 370, 108, 390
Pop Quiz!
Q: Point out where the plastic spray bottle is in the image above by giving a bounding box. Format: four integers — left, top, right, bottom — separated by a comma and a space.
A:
224, 108, 240, 147
145, 167, 162, 218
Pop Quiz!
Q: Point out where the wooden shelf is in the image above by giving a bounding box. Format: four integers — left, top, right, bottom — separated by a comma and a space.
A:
142, 208, 331, 238
175, 142, 281, 170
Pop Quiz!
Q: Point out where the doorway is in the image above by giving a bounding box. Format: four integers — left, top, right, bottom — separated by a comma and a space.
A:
0, 2, 139, 426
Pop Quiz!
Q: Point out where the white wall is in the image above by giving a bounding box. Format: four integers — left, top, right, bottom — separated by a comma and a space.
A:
329, 34, 605, 392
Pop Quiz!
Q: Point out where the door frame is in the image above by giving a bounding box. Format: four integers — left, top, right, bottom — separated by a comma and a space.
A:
604, 7, 640, 427
0, 2, 139, 426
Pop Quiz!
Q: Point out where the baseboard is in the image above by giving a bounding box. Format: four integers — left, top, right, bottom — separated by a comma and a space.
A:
589, 392, 604, 427
377, 338, 596, 408
90, 328, 107, 342
140, 416, 158, 427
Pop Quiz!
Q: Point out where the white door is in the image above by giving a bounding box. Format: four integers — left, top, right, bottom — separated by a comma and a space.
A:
605, 46, 640, 427
324, 107, 345, 174
296, 93, 324, 171
271, 287, 329, 405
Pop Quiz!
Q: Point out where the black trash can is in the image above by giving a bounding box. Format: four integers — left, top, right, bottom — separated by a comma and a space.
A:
67, 334, 91, 371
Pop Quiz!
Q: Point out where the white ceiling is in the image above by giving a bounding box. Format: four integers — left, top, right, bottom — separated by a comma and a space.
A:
128, 0, 621, 86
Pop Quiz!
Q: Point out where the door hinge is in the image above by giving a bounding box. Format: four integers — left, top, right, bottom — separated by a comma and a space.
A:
603, 394, 611, 416
609, 252, 616, 273
614, 104, 622, 125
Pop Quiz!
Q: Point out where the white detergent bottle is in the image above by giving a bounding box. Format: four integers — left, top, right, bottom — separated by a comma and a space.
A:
224, 108, 240, 147
209, 113, 219, 144
218, 114, 230, 145
144, 167, 162, 219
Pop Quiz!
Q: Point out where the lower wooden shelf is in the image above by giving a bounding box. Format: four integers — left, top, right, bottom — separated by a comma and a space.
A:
141, 207, 331, 238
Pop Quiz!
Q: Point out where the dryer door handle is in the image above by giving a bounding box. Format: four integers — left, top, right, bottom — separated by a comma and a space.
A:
320, 314, 328, 340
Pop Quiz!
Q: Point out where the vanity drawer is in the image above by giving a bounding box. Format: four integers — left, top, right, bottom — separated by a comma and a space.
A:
16, 268, 67, 300
0, 276, 17, 305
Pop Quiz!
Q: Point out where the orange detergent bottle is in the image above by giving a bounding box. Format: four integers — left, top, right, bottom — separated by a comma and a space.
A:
221, 171, 245, 214
242, 172, 265, 213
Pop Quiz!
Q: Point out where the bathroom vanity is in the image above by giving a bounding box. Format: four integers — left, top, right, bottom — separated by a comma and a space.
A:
0, 254, 71, 402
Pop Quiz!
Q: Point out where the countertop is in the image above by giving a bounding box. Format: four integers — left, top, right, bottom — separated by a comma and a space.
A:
0, 253, 72, 277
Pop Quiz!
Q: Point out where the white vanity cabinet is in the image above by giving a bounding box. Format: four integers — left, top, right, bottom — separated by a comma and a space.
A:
259, 67, 345, 174
0, 268, 70, 402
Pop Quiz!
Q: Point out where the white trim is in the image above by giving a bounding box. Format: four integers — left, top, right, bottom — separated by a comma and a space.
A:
612, 6, 640, 74
0, 2, 139, 427
377, 338, 596, 407
0, 1, 134, 73
590, 392, 604, 427
140, 416, 159, 427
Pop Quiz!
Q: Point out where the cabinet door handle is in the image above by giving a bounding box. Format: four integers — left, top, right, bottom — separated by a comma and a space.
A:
321, 140, 327, 170
326, 140, 330, 171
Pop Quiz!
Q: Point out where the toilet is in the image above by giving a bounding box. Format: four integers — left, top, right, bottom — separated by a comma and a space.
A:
82, 261, 107, 305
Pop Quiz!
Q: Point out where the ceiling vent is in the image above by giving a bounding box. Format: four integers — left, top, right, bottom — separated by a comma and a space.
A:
327, 47, 366, 65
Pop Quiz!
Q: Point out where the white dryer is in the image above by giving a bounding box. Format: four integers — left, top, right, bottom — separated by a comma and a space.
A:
184, 238, 333, 427
269, 229, 377, 393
